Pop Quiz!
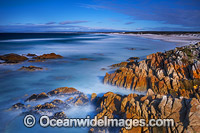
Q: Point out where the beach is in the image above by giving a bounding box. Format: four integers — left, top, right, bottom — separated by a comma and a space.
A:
115, 33, 200, 46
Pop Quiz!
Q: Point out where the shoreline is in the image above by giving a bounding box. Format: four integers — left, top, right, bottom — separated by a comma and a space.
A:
104, 42, 200, 97
112, 33, 200, 46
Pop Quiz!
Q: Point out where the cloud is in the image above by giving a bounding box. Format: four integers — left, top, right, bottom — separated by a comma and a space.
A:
125, 22, 134, 25
0, 24, 125, 32
59, 20, 88, 25
25, 23, 34, 25
135, 28, 144, 30
45, 22, 56, 25
109, 18, 121, 22
145, 26, 200, 31
81, 0, 200, 28
79, 4, 106, 10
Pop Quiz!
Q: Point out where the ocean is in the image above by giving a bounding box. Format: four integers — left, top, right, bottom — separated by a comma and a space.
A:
0, 33, 177, 132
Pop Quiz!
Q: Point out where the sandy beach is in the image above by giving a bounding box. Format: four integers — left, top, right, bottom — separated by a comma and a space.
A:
116, 33, 200, 46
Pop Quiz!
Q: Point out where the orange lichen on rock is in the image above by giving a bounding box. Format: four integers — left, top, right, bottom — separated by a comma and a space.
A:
104, 42, 200, 98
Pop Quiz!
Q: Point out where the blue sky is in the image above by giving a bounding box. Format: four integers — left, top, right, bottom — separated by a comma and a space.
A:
0, 0, 200, 32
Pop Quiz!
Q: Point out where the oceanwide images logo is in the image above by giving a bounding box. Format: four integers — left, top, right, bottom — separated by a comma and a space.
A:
23, 114, 174, 129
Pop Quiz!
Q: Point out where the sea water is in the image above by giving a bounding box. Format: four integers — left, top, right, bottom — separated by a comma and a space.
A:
0, 33, 177, 132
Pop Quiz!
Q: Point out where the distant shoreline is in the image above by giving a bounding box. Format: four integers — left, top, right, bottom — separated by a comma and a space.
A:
111, 32, 200, 46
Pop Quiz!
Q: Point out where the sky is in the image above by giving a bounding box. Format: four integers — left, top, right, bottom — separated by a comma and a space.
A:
0, 0, 200, 32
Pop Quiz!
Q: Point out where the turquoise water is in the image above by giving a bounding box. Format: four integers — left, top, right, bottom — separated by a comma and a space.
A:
0, 33, 177, 132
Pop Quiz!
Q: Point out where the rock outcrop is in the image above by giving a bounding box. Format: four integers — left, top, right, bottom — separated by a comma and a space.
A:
65, 94, 89, 106
91, 91, 200, 133
0, 53, 63, 64
47, 87, 80, 96
35, 103, 58, 110
8, 103, 30, 111
91, 93, 97, 102
0, 53, 28, 63
10, 87, 89, 118
110, 62, 128, 69
104, 42, 200, 98
9, 87, 200, 132
25, 92, 49, 102
24, 87, 88, 105
33, 53, 63, 59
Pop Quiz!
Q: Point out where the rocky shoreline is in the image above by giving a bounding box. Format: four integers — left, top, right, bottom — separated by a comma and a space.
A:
9, 86, 200, 132
92, 90, 200, 132
104, 42, 200, 99
7, 42, 200, 132
9, 87, 89, 119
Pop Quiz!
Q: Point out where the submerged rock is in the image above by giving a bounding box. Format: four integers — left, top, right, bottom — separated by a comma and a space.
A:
126, 47, 136, 50
28, 59, 46, 62
52, 111, 67, 119
65, 94, 89, 106
8, 87, 90, 126
50, 99, 70, 108
101, 68, 107, 70
35, 103, 58, 110
27, 53, 37, 57
25, 87, 84, 103
79, 58, 94, 61
11, 87, 89, 117
18, 66, 44, 71
51, 99, 65, 105
9, 103, 29, 110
